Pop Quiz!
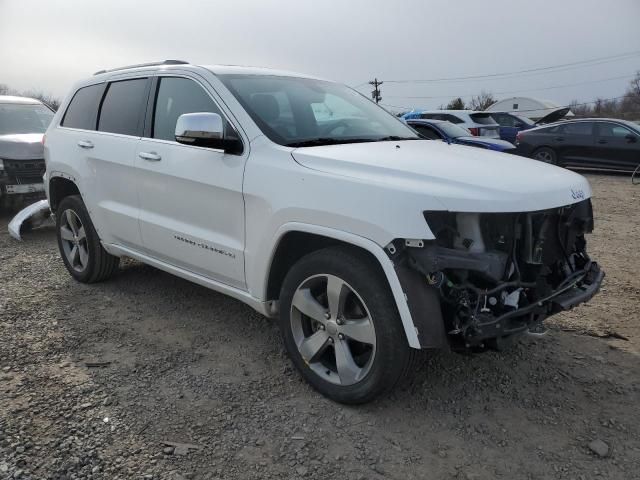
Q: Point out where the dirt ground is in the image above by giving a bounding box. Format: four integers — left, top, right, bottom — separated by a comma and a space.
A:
1, 173, 639, 480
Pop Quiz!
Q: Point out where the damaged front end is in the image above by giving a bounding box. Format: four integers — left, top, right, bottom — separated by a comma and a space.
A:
396, 199, 604, 349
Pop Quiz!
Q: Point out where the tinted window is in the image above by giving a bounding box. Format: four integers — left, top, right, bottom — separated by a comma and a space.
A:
98, 78, 148, 136
445, 114, 465, 124
599, 123, 634, 137
412, 125, 441, 140
0, 103, 54, 135
560, 122, 593, 135
153, 77, 224, 141
469, 113, 497, 125
61, 84, 104, 130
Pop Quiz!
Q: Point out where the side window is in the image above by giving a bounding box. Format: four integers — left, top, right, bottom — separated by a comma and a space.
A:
599, 123, 633, 138
98, 78, 148, 136
494, 114, 515, 127
561, 122, 593, 136
61, 84, 105, 130
445, 115, 464, 124
412, 125, 441, 140
153, 77, 225, 141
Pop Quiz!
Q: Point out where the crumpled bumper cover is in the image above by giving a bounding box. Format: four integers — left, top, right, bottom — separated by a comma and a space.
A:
8, 199, 51, 240
550, 262, 605, 312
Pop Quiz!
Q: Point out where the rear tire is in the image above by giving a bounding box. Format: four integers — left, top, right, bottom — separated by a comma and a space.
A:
55, 195, 119, 283
278, 246, 418, 404
532, 147, 557, 165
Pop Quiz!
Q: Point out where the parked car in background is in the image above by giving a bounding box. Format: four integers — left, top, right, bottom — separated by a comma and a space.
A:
516, 118, 640, 171
407, 119, 516, 152
0, 95, 54, 210
402, 110, 500, 138
490, 108, 570, 143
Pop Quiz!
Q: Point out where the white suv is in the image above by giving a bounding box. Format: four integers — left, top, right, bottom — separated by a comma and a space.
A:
44, 60, 603, 403
403, 110, 501, 138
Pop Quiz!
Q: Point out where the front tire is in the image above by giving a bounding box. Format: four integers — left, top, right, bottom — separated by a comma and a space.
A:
279, 246, 417, 404
55, 195, 119, 283
532, 147, 557, 165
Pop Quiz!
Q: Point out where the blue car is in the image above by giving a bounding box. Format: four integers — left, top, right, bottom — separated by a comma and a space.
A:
489, 108, 569, 143
406, 119, 516, 152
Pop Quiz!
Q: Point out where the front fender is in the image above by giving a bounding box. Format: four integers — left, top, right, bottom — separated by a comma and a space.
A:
262, 222, 423, 349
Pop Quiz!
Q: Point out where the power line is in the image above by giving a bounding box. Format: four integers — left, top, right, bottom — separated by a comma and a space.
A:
351, 50, 640, 88
383, 50, 640, 84
385, 73, 636, 100
381, 95, 630, 113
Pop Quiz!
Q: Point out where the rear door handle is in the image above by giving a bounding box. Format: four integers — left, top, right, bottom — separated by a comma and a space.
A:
138, 151, 161, 162
597, 139, 608, 144
77, 140, 94, 149
554, 137, 564, 142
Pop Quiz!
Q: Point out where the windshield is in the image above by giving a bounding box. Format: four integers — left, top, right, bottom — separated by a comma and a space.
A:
436, 121, 472, 138
218, 74, 419, 147
0, 103, 54, 135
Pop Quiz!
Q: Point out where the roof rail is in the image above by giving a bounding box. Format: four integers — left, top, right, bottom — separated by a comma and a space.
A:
93, 59, 189, 76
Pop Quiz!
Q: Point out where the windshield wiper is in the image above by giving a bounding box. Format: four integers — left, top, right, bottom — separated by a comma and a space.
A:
375, 135, 421, 142
285, 137, 378, 148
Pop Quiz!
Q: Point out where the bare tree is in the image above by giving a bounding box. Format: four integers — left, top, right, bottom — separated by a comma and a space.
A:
0, 83, 61, 111
468, 90, 496, 111
22, 90, 61, 111
445, 97, 466, 110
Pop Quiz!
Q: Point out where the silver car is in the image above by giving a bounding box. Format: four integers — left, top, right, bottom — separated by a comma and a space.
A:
0, 95, 54, 209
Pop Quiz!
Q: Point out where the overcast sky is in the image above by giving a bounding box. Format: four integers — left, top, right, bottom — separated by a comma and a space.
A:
1, 0, 639, 111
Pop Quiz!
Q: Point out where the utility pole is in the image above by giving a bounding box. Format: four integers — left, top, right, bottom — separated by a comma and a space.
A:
369, 78, 383, 104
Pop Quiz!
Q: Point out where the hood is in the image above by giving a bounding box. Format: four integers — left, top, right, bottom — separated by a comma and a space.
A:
291, 140, 591, 213
455, 137, 515, 149
0, 134, 44, 160
535, 107, 570, 125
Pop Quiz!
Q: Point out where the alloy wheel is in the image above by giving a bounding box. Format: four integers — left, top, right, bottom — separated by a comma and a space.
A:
290, 274, 376, 386
59, 209, 89, 272
535, 150, 554, 163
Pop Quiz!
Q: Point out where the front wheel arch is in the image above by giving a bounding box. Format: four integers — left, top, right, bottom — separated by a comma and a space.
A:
264, 226, 423, 349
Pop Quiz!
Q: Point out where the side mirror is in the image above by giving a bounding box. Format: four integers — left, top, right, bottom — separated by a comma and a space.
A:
175, 112, 238, 151
625, 134, 637, 143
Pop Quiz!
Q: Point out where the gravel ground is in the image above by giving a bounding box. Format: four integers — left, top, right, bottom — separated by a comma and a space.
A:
1, 173, 639, 480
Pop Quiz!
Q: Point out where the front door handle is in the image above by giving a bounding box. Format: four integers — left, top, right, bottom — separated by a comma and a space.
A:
138, 151, 161, 162
77, 140, 94, 149
554, 137, 564, 142
597, 139, 608, 144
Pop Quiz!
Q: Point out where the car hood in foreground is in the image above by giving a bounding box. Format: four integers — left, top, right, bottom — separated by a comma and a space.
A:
455, 136, 515, 150
292, 140, 591, 212
0, 134, 44, 160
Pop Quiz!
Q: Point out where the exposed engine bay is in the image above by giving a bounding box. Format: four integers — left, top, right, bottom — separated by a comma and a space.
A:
401, 199, 604, 349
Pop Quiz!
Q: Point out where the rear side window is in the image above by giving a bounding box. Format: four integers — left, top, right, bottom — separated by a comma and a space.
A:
153, 77, 224, 141
98, 78, 148, 136
469, 113, 497, 125
61, 84, 105, 130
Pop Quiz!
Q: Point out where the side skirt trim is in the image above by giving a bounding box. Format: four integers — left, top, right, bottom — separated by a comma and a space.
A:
105, 243, 271, 317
